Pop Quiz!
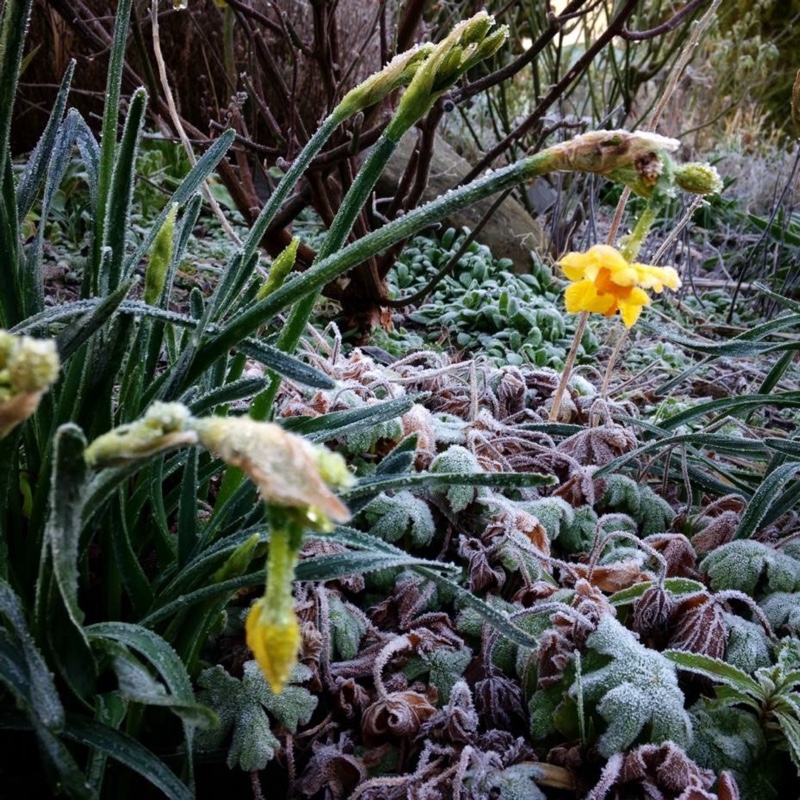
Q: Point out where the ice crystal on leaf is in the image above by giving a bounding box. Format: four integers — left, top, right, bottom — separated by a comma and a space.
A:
701, 540, 800, 595
362, 490, 436, 546
578, 616, 692, 756
195, 662, 317, 771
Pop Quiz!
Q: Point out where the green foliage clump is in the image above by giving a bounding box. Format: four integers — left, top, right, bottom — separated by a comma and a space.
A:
388, 229, 599, 368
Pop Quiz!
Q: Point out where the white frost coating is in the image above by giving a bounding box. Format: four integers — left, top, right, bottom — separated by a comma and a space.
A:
574, 615, 692, 756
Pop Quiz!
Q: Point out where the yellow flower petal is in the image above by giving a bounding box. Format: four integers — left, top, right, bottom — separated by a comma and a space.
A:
565, 280, 616, 315
559, 251, 593, 282
618, 287, 651, 328
634, 263, 681, 292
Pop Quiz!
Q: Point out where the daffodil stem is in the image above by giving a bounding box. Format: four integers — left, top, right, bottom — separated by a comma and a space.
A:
549, 310, 589, 423
264, 517, 302, 625
620, 203, 657, 262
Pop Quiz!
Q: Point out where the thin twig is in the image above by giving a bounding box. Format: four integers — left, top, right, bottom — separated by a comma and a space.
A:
150, 1, 242, 247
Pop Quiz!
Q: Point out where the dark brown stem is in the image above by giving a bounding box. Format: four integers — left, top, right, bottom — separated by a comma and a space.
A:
621, 0, 709, 41
457, 0, 642, 186
452, 0, 588, 102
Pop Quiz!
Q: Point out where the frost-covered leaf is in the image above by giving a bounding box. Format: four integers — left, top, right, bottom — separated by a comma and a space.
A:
578, 616, 691, 756
405, 646, 472, 704
328, 593, 367, 661
228, 702, 279, 772
529, 681, 564, 741
760, 592, 800, 634
775, 710, 800, 772
722, 612, 771, 673
362, 491, 436, 546
243, 662, 317, 732
701, 541, 800, 595
429, 411, 467, 444
600, 474, 641, 516
559, 505, 598, 553
470, 762, 547, 800
195, 662, 316, 771
194, 665, 278, 770
688, 701, 775, 800
518, 497, 575, 542
430, 445, 485, 513
637, 486, 676, 536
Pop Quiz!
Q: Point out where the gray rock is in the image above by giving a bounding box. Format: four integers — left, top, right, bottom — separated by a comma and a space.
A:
375, 134, 547, 272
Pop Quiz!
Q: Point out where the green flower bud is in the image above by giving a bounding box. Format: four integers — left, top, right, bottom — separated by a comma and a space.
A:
257, 236, 299, 301
336, 43, 435, 119
213, 532, 262, 583
144, 202, 178, 305
6, 336, 59, 393
191, 416, 351, 530
674, 162, 723, 196
0, 331, 60, 438
85, 401, 197, 467
459, 11, 494, 46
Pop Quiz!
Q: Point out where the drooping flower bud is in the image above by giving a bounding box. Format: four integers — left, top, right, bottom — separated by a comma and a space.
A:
192, 416, 352, 530
84, 402, 197, 467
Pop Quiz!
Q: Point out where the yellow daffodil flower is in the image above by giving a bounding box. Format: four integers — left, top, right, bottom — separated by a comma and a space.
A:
560, 244, 681, 328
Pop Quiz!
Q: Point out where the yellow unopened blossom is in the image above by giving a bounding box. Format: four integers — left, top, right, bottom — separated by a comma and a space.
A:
245, 595, 301, 694
560, 244, 681, 328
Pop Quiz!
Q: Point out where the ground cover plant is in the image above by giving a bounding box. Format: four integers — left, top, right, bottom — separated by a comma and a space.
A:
2, 1, 800, 798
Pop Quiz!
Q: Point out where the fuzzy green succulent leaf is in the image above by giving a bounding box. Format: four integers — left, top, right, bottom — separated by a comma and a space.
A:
362, 490, 436, 546
722, 612, 772, 673
761, 592, 800, 634
578, 616, 691, 756
701, 540, 800, 595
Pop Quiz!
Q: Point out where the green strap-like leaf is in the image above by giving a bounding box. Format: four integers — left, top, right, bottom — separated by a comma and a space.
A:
281, 395, 416, 441
87, 622, 217, 730
104, 87, 147, 293
663, 650, 762, 695
16, 60, 75, 217
735, 462, 800, 540
294, 551, 457, 582
0, 578, 65, 731
342, 470, 556, 500
64, 715, 193, 800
